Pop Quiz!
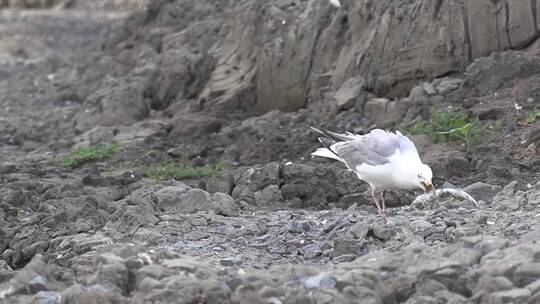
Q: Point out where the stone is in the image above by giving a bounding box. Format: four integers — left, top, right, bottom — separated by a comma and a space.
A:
92, 261, 129, 292
155, 185, 238, 215
373, 223, 396, 241
212, 192, 239, 216
60, 283, 126, 304
169, 113, 222, 137
485, 288, 531, 304
422, 82, 437, 95
364, 98, 401, 127
34, 291, 62, 304
337, 193, 371, 209
235, 163, 281, 194
162, 257, 205, 273
433, 78, 462, 95
530, 292, 540, 304
254, 185, 283, 206
0, 260, 12, 272
527, 181, 540, 206
301, 244, 322, 259
333, 254, 357, 263
0, 161, 16, 174
305, 273, 336, 289
492, 181, 524, 211
348, 222, 369, 239
514, 263, 540, 287
473, 275, 514, 296
463, 182, 502, 203
334, 236, 366, 256
448, 248, 481, 266
137, 264, 168, 281
206, 172, 234, 195
465, 51, 540, 95
231, 184, 255, 205
526, 279, 540, 295
75, 76, 149, 130
410, 219, 434, 237
334, 76, 365, 110
155, 185, 190, 209
219, 257, 242, 267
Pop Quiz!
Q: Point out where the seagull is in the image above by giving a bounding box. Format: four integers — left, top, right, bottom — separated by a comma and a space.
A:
310, 127, 434, 216
328, 0, 341, 8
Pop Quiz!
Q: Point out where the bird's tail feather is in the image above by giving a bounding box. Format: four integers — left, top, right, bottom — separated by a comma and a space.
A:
311, 148, 342, 161
308, 126, 351, 142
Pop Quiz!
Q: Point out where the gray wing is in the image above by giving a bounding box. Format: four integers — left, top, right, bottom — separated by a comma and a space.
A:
330, 129, 403, 169
395, 130, 419, 156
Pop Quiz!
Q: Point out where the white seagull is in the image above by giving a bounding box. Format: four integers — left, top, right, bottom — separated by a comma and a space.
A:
328, 0, 341, 8
310, 127, 434, 216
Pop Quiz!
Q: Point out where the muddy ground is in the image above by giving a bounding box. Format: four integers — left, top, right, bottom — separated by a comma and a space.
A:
1, 1, 540, 303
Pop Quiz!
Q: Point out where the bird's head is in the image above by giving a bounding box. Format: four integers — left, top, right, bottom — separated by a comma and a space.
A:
415, 164, 434, 193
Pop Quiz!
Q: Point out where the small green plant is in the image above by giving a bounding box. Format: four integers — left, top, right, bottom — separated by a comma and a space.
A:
145, 161, 225, 180
406, 111, 480, 146
525, 110, 540, 124
63, 143, 119, 168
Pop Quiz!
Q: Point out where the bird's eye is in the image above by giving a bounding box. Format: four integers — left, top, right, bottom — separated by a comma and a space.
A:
417, 174, 422, 178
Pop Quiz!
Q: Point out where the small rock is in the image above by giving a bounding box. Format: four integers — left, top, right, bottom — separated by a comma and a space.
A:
305, 273, 337, 289
410, 219, 434, 237
530, 292, 540, 304
526, 279, 540, 295
240, 162, 281, 191
301, 244, 322, 259
435, 78, 462, 95
348, 222, 369, 239
373, 223, 396, 241
334, 236, 366, 256
212, 192, 239, 216
333, 254, 357, 263
0, 161, 16, 174
254, 185, 283, 206
514, 263, 540, 287
206, 172, 234, 195
0, 259, 12, 272
486, 288, 531, 303
220, 257, 242, 267
93, 256, 129, 292
289, 220, 312, 234
169, 113, 221, 137
463, 182, 502, 203
162, 257, 204, 273
137, 264, 168, 281
492, 181, 524, 211
26, 275, 49, 294
448, 248, 481, 266
334, 77, 365, 110
337, 193, 371, 209
473, 275, 514, 296
422, 82, 437, 95
364, 98, 401, 126
34, 291, 61, 304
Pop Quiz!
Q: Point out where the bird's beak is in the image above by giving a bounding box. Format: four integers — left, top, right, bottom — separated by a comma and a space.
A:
421, 181, 434, 193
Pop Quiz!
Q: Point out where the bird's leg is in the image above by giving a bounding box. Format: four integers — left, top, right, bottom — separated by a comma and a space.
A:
381, 190, 386, 213
371, 188, 384, 216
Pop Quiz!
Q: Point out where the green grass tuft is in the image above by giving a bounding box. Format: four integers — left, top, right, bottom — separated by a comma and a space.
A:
144, 161, 225, 180
63, 143, 119, 168
405, 111, 480, 146
525, 110, 540, 124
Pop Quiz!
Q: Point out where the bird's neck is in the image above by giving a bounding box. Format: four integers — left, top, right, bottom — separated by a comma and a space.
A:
392, 160, 421, 190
